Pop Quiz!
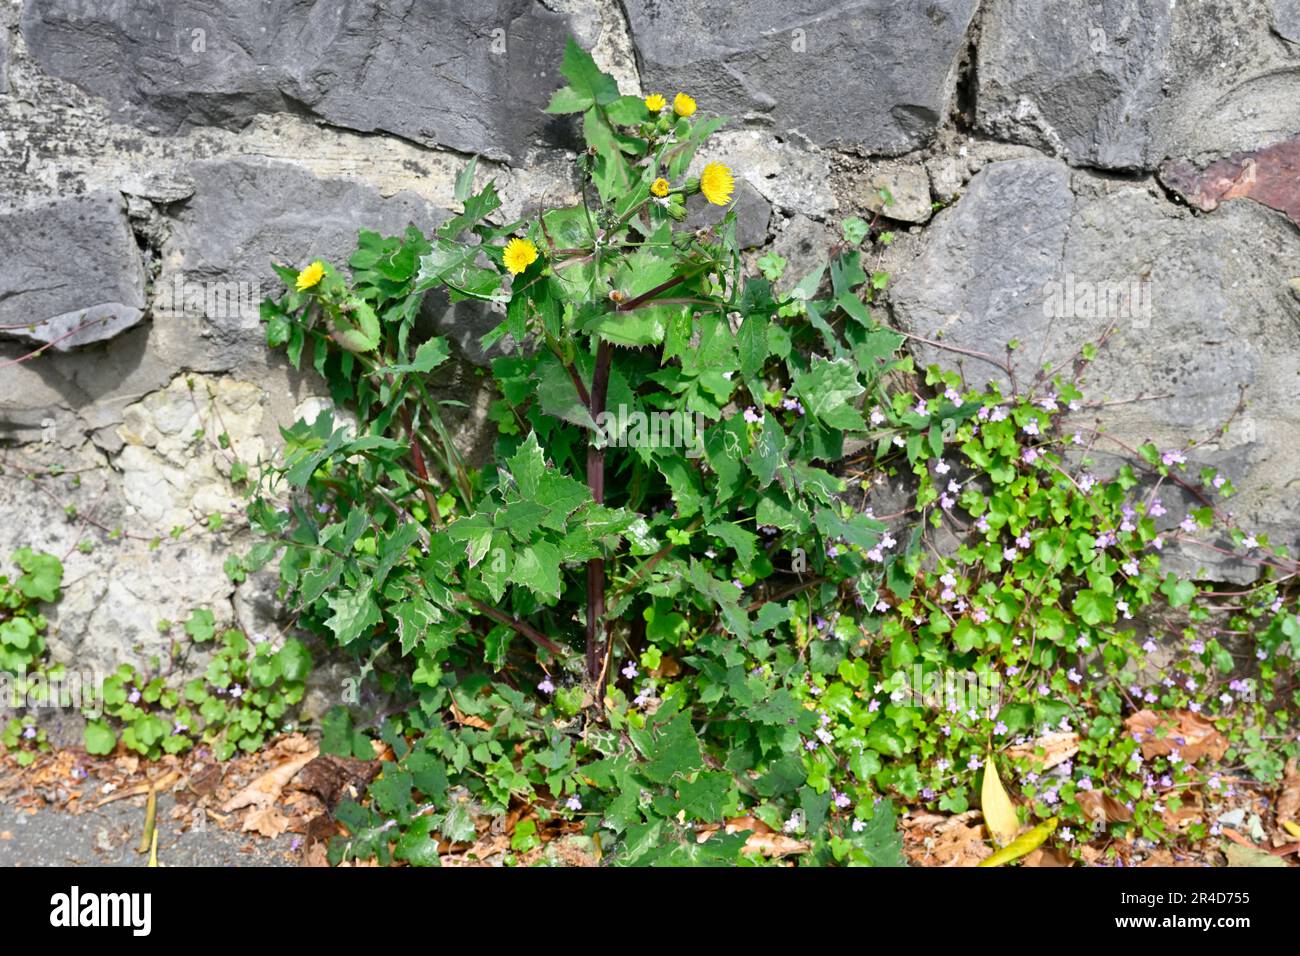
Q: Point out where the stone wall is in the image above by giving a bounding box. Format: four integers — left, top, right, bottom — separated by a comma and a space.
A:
1, 0, 1297, 680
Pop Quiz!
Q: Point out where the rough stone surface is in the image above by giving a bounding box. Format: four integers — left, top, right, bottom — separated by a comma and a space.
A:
0, 192, 146, 349
1159, 136, 1300, 228
890, 157, 1300, 578
1, 0, 1299, 689
0, 11, 10, 95
690, 178, 773, 248
855, 163, 934, 223
157, 157, 447, 369
20, 0, 575, 163
977, 0, 1300, 170
1274, 0, 1300, 43
623, 0, 979, 154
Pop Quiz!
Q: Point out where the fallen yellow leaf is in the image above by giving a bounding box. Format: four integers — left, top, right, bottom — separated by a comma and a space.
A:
978, 818, 1058, 867
1281, 819, 1300, 839
981, 754, 1020, 846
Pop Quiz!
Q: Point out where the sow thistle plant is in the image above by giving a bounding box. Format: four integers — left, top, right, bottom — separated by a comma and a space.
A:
233, 40, 1299, 866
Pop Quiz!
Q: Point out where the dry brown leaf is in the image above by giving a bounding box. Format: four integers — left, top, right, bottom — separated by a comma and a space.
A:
1124, 709, 1228, 762
1022, 847, 1073, 867
242, 804, 291, 838
449, 700, 492, 730
1077, 789, 1134, 825
903, 812, 990, 867
1275, 758, 1300, 846
651, 656, 682, 678
302, 842, 331, 867
928, 822, 991, 867
220, 747, 318, 812
1006, 731, 1080, 771
741, 832, 810, 858
693, 816, 808, 858
1138, 847, 1199, 867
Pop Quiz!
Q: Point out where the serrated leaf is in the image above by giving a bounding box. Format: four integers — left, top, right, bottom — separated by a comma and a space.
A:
392, 596, 443, 656
508, 541, 563, 600
324, 586, 381, 646
793, 356, 866, 431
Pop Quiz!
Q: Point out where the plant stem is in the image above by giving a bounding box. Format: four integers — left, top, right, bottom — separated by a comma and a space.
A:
585, 339, 613, 685
400, 406, 443, 527
464, 596, 564, 656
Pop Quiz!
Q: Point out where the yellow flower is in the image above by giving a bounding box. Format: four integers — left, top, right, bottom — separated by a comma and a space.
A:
296, 260, 325, 291
651, 177, 670, 197
644, 93, 666, 112
673, 92, 696, 117
699, 162, 734, 206
503, 237, 539, 275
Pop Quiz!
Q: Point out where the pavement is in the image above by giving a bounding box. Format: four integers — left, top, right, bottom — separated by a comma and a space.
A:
0, 789, 298, 867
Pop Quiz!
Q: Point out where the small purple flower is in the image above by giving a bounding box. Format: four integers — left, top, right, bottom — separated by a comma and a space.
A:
229, 684, 243, 699
565, 795, 582, 811
22, 725, 37, 740
538, 676, 555, 694
743, 406, 761, 424
621, 661, 639, 680
128, 687, 142, 704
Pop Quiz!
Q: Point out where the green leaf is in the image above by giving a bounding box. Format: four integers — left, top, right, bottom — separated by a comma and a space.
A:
84, 721, 117, 756
1072, 588, 1116, 626
546, 38, 621, 113
793, 356, 866, 431
635, 710, 704, 784
1160, 574, 1197, 608
14, 548, 62, 602
509, 541, 563, 600
378, 337, 451, 374
394, 814, 441, 866
324, 586, 382, 646
184, 608, 216, 643
392, 597, 444, 656
707, 522, 758, 569
277, 638, 312, 682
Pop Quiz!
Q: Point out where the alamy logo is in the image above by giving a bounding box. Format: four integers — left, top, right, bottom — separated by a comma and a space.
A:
49, 886, 151, 936
153, 271, 262, 328
1042, 273, 1152, 327
593, 405, 708, 457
